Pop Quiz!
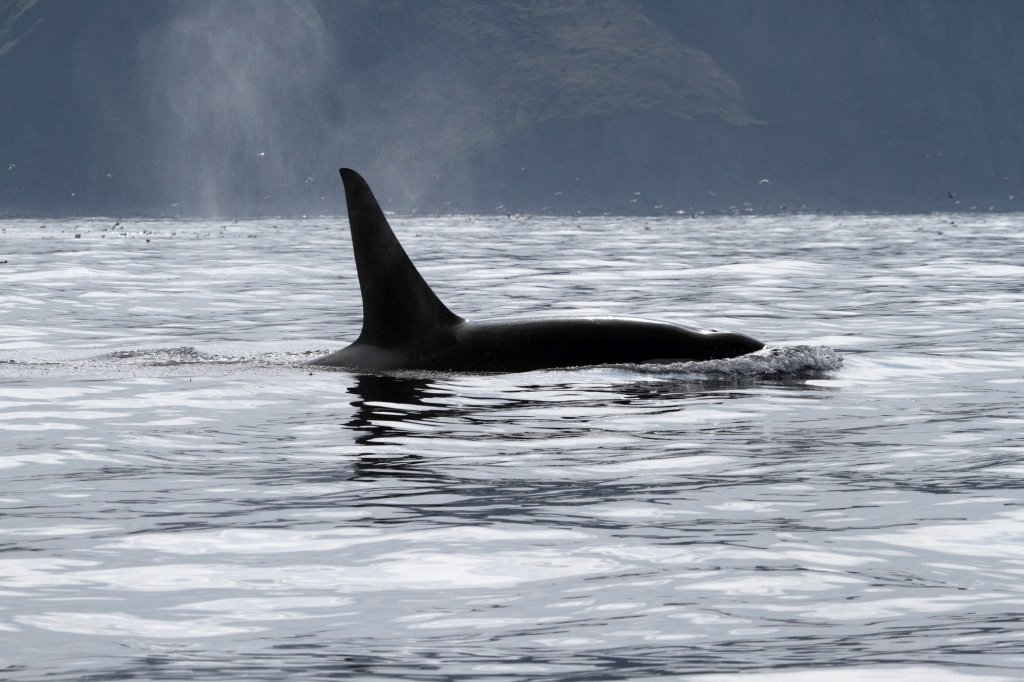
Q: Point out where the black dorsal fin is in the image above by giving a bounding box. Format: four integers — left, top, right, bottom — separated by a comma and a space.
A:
340, 168, 463, 348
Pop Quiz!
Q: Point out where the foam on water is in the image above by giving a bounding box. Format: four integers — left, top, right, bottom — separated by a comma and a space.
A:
616, 344, 843, 375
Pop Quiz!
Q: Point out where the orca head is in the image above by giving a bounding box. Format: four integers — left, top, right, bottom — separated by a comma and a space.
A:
701, 330, 765, 358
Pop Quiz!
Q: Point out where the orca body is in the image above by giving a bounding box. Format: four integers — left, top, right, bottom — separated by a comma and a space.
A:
309, 169, 764, 372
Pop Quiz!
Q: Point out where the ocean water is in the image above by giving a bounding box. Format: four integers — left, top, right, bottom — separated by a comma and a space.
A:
1, 213, 1023, 681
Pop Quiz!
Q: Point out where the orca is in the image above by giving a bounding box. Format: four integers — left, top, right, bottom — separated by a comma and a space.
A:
308, 169, 764, 372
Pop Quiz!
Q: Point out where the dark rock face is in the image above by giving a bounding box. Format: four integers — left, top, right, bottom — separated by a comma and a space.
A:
1, 0, 1022, 216
638, 0, 1024, 213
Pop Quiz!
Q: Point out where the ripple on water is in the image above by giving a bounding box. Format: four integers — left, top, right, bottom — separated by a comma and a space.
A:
0, 214, 1023, 681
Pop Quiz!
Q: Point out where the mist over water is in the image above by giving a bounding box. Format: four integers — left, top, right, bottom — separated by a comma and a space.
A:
132, 2, 333, 214
2, 213, 1024, 680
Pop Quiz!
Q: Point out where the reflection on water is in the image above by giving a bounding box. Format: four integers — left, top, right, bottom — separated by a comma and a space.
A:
347, 374, 441, 479
1, 214, 1023, 681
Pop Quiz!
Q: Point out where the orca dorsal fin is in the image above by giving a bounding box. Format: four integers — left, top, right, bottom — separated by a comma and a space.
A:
340, 168, 464, 348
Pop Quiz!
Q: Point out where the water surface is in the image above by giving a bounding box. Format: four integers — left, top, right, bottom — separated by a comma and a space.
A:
1, 214, 1022, 680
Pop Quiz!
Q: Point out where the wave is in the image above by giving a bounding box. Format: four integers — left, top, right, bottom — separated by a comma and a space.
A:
0, 346, 329, 377
98, 346, 325, 367
0, 345, 840, 378
612, 345, 843, 376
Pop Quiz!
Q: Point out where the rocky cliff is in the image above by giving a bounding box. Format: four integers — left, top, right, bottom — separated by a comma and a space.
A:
1, 0, 1021, 215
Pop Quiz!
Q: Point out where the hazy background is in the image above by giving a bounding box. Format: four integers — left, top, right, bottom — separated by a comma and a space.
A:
1, 0, 1022, 216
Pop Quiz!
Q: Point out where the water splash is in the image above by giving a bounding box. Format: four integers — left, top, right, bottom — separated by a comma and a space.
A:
616, 345, 843, 376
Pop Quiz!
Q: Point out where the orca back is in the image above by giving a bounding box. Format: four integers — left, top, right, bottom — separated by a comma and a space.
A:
340, 168, 463, 348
